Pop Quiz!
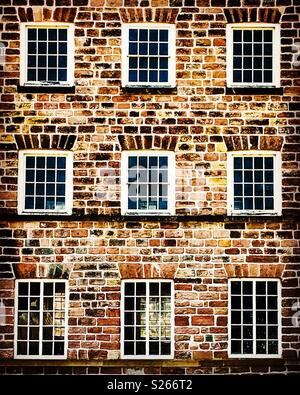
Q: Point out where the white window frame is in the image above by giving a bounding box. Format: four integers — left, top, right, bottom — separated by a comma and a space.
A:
226, 23, 280, 88
18, 149, 73, 215
121, 279, 174, 360
121, 150, 175, 216
20, 22, 74, 87
227, 151, 282, 216
121, 23, 176, 88
14, 279, 68, 360
228, 278, 282, 359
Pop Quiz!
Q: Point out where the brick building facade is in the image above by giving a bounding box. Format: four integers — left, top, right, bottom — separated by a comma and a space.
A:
0, 0, 300, 375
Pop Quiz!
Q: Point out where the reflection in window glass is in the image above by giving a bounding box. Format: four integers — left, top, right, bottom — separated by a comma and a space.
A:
230, 279, 279, 356
127, 26, 172, 85
16, 281, 66, 358
123, 281, 172, 358
23, 153, 69, 212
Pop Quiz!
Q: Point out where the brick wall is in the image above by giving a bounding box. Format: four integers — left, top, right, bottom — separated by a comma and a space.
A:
0, 0, 300, 375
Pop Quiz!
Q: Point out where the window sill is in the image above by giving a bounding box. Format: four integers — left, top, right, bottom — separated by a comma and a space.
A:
228, 212, 282, 217
226, 87, 283, 95
123, 212, 175, 217
18, 85, 75, 93
18, 212, 72, 216
121, 86, 177, 94
5, 213, 295, 223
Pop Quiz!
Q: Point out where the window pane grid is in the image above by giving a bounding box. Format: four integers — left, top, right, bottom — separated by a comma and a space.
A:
127, 155, 169, 212
230, 280, 279, 356
16, 281, 66, 358
233, 28, 273, 85
233, 156, 274, 211
24, 155, 67, 211
123, 281, 172, 357
27, 27, 68, 83
128, 28, 169, 84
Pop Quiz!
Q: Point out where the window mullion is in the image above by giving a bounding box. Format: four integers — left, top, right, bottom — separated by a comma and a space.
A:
253, 280, 257, 357
39, 281, 43, 357
146, 282, 150, 357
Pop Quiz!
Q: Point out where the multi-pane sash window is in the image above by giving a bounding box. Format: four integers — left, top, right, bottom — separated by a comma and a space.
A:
122, 24, 176, 87
121, 151, 175, 215
20, 23, 74, 86
122, 280, 173, 359
18, 150, 73, 215
226, 24, 280, 87
15, 280, 67, 359
227, 152, 281, 216
229, 279, 281, 358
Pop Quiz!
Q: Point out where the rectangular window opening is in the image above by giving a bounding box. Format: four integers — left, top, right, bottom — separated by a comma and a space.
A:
18, 150, 73, 215
21, 23, 74, 87
122, 24, 176, 88
227, 24, 280, 88
122, 280, 173, 359
229, 279, 281, 358
15, 280, 67, 359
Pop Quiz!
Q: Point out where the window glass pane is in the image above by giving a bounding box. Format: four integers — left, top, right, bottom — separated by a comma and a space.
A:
129, 42, 138, 55
25, 197, 34, 209
38, 42, 47, 54
28, 42, 36, 54
233, 57, 242, 69
59, 29, 67, 41
49, 29, 57, 41
139, 29, 148, 41
129, 70, 137, 82
38, 29, 47, 41
28, 28, 37, 40
150, 30, 158, 41
264, 70, 272, 82
159, 43, 168, 55
254, 30, 262, 42
264, 30, 272, 42
159, 71, 168, 82
233, 44, 242, 55
254, 198, 263, 210
149, 71, 158, 82
160, 30, 168, 42
243, 30, 252, 42
139, 43, 147, 55
48, 42, 57, 54
233, 70, 242, 82
17, 281, 66, 357
38, 69, 46, 81
28, 56, 36, 67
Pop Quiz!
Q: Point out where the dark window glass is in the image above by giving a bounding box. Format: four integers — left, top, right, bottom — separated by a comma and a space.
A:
129, 29, 138, 41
